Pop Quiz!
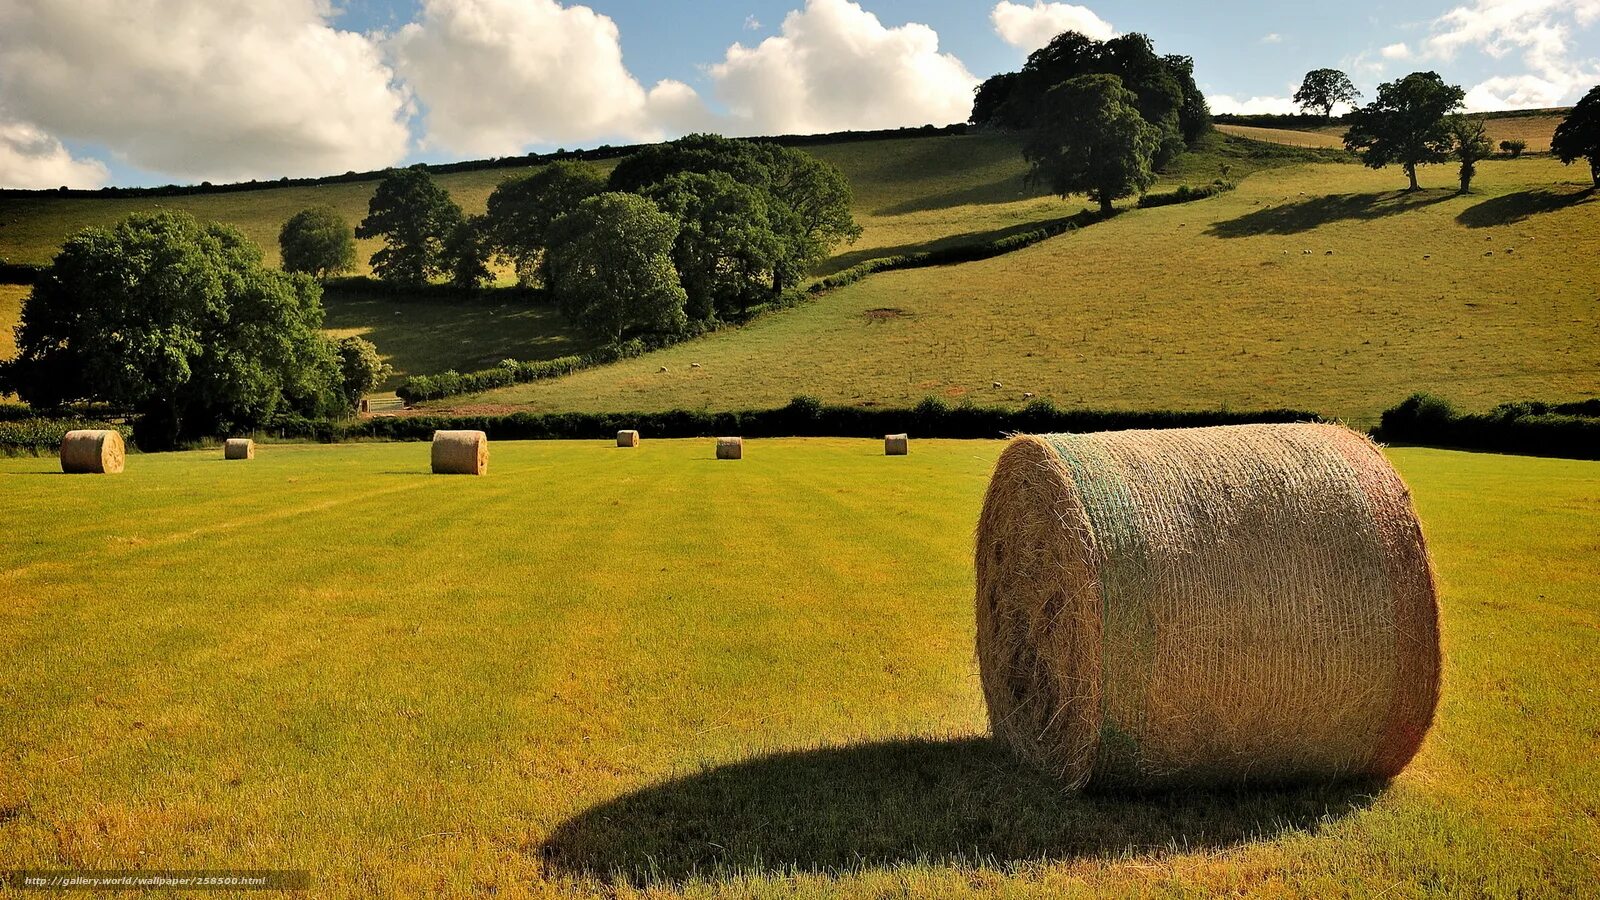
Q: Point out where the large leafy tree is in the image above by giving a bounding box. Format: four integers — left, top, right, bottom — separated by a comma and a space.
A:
441, 215, 493, 291
1343, 72, 1465, 191
544, 193, 688, 343
355, 166, 462, 286
483, 161, 606, 285
608, 134, 859, 292
1293, 69, 1360, 119
1, 211, 347, 448
1551, 84, 1600, 187
645, 172, 782, 321
1022, 74, 1161, 214
968, 31, 1208, 163
278, 206, 356, 279
334, 336, 390, 406
1448, 115, 1492, 194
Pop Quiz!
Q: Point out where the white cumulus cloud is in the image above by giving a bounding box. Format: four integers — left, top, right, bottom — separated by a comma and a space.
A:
991, 1, 1116, 50
0, 119, 108, 189
1208, 95, 1303, 115
0, 0, 411, 183
1380, 42, 1412, 59
388, 0, 713, 155
708, 0, 978, 135
1421, 0, 1600, 110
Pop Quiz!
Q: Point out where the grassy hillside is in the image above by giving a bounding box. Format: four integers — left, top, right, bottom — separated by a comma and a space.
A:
1219, 114, 1566, 153
433, 156, 1599, 427
1, 441, 1594, 896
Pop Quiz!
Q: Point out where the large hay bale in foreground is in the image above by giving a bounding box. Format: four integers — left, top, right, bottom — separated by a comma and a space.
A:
224, 438, 254, 460
716, 437, 743, 460
431, 430, 488, 475
617, 429, 640, 448
885, 433, 909, 455
60, 429, 124, 474
975, 423, 1439, 790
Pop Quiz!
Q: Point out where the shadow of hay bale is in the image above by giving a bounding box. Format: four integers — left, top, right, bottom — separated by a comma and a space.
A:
540, 737, 1383, 886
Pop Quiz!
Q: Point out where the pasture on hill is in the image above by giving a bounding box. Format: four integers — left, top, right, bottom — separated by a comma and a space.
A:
438, 157, 1599, 428
0, 441, 1594, 897
1217, 113, 1567, 153
0, 131, 1305, 391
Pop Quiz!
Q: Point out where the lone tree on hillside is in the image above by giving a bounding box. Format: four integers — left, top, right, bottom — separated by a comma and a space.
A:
1499, 139, 1527, 158
484, 161, 606, 285
1294, 69, 1360, 119
1551, 84, 1600, 187
1448, 115, 1492, 194
0, 211, 352, 449
544, 193, 688, 343
278, 206, 355, 279
334, 336, 390, 406
1022, 74, 1161, 214
356, 166, 462, 286
441, 215, 493, 291
1343, 71, 1465, 191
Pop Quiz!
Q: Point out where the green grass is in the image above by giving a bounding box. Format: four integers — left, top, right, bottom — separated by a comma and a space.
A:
0, 441, 1593, 896
445, 156, 1599, 428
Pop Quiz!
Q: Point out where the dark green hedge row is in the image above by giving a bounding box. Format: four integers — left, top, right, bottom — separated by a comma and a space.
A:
1137, 182, 1234, 208
0, 417, 132, 455
0, 262, 43, 285
1376, 393, 1600, 459
397, 355, 587, 403
286, 396, 1321, 443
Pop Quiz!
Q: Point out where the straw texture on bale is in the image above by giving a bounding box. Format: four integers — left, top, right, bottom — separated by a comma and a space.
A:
617, 430, 640, 448
224, 438, 255, 460
975, 423, 1439, 790
885, 434, 909, 455
716, 437, 743, 459
431, 430, 488, 475
60, 429, 124, 474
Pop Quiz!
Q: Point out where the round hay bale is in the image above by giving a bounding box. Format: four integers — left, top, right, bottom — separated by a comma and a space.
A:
885, 433, 909, 455
431, 430, 488, 475
60, 429, 124, 474
224, 438, 255, 460
975, 423, 1439, 790
716, 436, 743, 460
617, 429, 641, 448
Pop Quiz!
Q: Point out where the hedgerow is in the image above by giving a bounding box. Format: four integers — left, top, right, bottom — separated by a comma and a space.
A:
1376, 393, 1599, 459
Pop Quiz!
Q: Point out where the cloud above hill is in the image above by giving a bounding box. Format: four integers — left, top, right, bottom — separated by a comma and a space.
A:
0, 119, 108, 189
0, 0, 410, 184
389, 0, 712, 155
1421, 0, 1600, 110
709, 0, 978, 134
991, 1, 1116, 50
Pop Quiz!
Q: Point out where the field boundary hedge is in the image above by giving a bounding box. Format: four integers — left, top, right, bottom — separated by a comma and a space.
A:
0, 417, 133, 456
1375, 394, 1599, 459
280, 397, 1323, 443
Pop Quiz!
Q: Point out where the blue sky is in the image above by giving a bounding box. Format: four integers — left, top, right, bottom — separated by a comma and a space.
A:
0, 0, 1595, 188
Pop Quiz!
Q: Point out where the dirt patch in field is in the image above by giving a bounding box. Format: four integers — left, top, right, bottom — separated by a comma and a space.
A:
863, 307, 911, 322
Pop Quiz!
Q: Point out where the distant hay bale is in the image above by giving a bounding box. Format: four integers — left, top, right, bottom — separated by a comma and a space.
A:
60, 429, 124, 474
224, 438, 254, 460
617, 429, 640, 448
975, 423, 1439, 790
431, 430, 488, 475
885, 433, 909, 455
716, 436, 743, 460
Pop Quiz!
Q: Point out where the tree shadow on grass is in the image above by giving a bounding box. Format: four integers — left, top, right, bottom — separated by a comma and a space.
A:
1205, 189, 1455, 238
1454, 187, 1596, 228
541, 736, 1384, 886
811, 216, 1087, 277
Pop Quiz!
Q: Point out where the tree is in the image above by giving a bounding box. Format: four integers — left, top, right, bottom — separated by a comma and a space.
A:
1343, 72, 1465, 191
335, 336, 390, 406
278, 206, 355, 279
1022, 74, 1161, 214
483, 161, 606, 285
544, 193, 688, 343
1499, 139, 1527, 158
1551, 84, 1600, 187
645, 171, 783, 321
442, 215, 493, 291
0, 211, 347, 448
1293, 69, 1360, 119
608, 134, 859, 292
355, 166, 462, 286
967, 30, 1209, 159
1448, 115, 1492, 194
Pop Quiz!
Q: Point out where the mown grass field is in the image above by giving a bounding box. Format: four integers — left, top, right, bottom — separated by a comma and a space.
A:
0, 440, 1594, 897
446, 156, 1598, 428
